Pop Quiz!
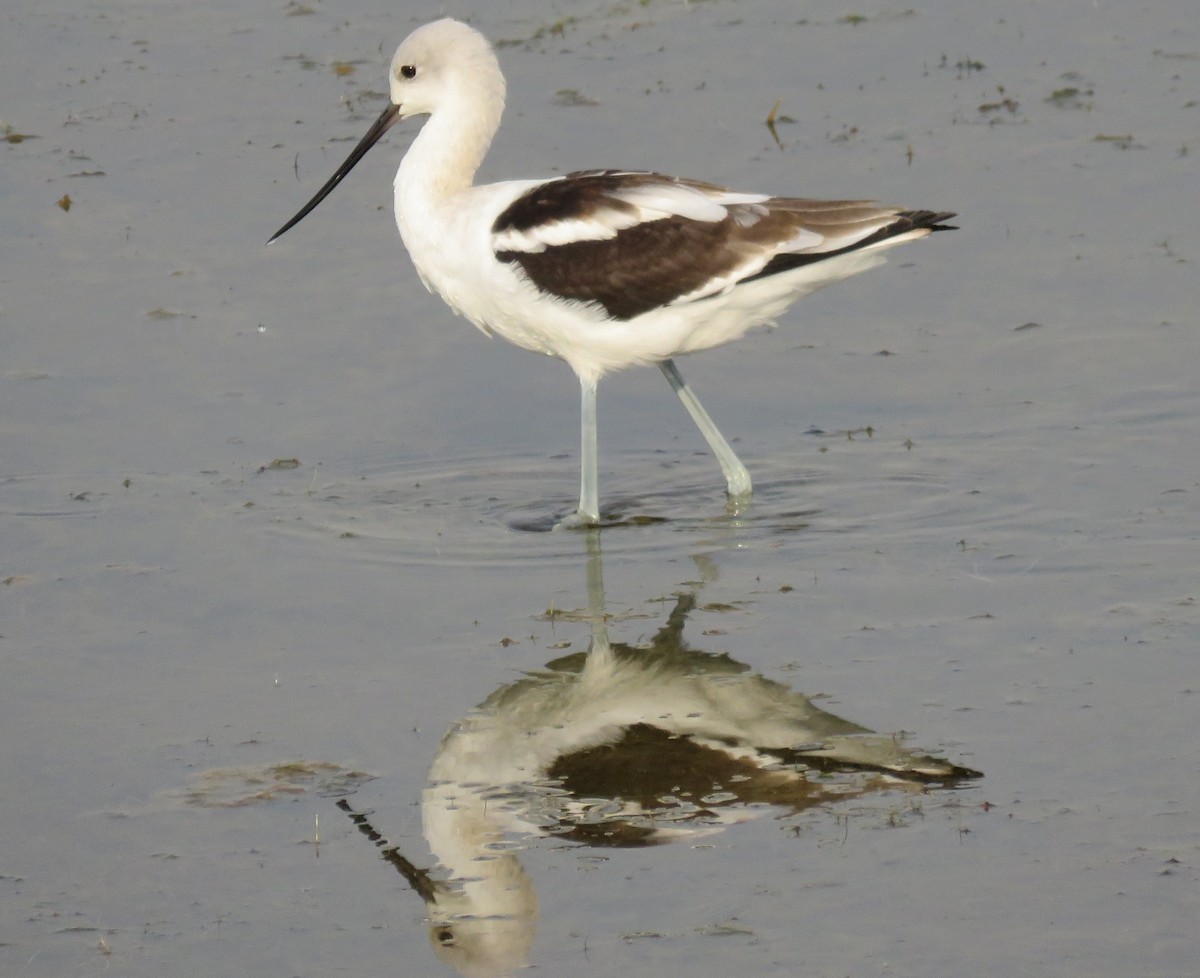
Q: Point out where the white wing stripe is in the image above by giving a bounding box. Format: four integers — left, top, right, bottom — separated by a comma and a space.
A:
492, 179, 776, 254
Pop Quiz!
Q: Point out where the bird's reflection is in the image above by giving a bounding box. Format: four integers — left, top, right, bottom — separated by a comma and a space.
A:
340, 530, 979, 977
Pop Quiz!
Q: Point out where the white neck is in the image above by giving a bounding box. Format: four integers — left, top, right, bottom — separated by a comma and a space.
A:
394, 77, 504, 218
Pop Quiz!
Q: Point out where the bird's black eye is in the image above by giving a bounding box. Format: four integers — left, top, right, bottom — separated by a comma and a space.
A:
399, 64, 417, 79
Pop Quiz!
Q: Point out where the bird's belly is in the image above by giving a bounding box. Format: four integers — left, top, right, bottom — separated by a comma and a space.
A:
447, 276, 780, 380
413, 238, 882, 382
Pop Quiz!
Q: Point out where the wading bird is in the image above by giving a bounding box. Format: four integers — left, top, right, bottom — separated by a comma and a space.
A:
270, 19, 955, 527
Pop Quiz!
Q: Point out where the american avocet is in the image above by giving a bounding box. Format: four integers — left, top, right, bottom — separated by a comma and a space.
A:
270, 18, 955, 527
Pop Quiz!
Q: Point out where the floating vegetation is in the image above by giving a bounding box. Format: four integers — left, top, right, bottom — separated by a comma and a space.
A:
4, 125, 38, 144
939, 54, 985, 77
553, 88, 599, 107
282, 52, 322, 71
827, 124, 860, 144
496, 16, 578, 47
979, 97, 1019, 117
258, 457, 301, 472
1093, 133, 1140, 149
765, 99, 795, 149
531, 17, 576, 40
1046, 86, 1094, 109
178, 761, 376, 807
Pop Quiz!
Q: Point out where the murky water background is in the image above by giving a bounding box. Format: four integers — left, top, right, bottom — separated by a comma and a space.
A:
2, 1, 1196, 975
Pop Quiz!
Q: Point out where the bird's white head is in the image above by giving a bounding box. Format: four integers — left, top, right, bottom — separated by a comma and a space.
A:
388, 19, 504, 121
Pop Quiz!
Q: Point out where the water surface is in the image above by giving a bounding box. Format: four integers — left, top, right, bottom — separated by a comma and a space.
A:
2, 1, 1196, 975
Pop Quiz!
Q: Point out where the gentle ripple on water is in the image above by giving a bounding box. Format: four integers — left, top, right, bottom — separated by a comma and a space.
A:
243, 435, 1039, 568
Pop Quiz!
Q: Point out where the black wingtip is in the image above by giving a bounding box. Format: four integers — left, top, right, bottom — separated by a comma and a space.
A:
900, 209, 958, 232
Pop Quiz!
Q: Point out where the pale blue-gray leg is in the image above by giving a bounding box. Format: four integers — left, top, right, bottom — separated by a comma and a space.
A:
578, 376, 600, 522
555, 376, 601, 529
659, 358, 752, 498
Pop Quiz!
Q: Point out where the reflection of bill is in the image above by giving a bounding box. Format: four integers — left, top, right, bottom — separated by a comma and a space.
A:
339, 540, 979, 978
338, 798, 534, 978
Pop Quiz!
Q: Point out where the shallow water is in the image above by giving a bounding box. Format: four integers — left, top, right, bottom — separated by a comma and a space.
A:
2, 1, 1197, 976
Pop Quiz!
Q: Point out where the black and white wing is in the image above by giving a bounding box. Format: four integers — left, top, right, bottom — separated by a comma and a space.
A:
492, 169, 955, 320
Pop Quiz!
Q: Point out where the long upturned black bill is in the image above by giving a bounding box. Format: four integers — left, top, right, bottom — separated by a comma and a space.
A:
267, 102, 403, 244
